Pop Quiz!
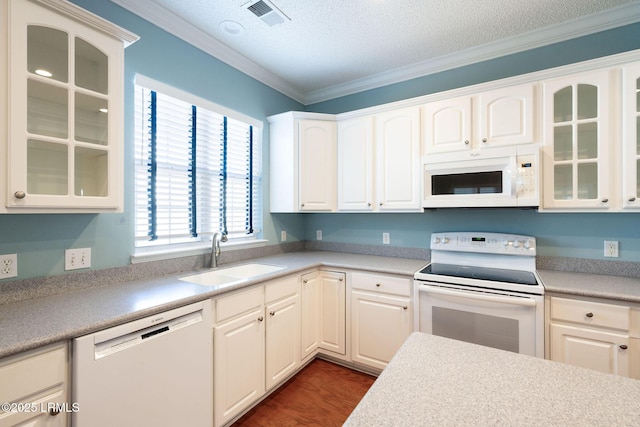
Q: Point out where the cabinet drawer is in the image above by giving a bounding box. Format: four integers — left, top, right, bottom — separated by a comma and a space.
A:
265, 275, 298, 304
0, 344, 66, 404
214, 286, 264, 324
351, 272, 411, 297
550, 297, 630, 331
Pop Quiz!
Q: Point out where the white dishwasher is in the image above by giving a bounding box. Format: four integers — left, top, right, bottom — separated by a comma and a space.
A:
73, 301, 212, 427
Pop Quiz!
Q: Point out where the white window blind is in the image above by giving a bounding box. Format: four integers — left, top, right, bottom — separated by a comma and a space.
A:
133, 79, 262, 250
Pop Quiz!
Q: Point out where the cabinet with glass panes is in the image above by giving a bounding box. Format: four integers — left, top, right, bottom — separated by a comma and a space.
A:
1, 0, 137, 212
541, 69, 613, 210
622, 62, 640, 210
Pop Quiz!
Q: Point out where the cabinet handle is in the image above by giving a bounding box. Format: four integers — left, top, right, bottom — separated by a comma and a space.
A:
49, 408, 60, 416
601, 198, 609, 204
482, 138, 487, 143
464, 140, 470, 145
300, 203, 305, 208
620, 344, 628, 350
339, 277, 344, 282
402, 306, 408, 310
585, 312, 594, 318
258, 316, 264, 322
269, 311, 275, 316
629, 197, 636, 202
303, 279, 308, 284
375, 283, 381, 287
379, 202, 383, 206
14, 191, 26, 199
367, 202, 371, 207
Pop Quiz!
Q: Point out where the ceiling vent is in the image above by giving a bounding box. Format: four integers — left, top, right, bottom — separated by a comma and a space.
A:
244, 0, 290, 26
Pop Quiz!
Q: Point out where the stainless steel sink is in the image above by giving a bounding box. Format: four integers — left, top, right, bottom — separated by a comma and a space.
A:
179, 263, 285, 287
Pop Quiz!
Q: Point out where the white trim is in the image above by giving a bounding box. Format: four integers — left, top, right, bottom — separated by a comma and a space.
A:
110, 0, 305, 103
37, 0, 138, 45
135, 74, 263, 129
131, 239, 268, 264
110, 0, 640, 104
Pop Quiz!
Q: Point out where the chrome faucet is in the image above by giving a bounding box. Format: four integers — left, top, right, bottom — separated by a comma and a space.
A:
210, 231, 228, 268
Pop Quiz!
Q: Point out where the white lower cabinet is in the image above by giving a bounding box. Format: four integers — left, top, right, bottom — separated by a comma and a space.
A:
547, 296, 637, 378
350, 272, 412, 371
0, 342, 68, 427
300, 270, 346, 360
212, 276, 300, 427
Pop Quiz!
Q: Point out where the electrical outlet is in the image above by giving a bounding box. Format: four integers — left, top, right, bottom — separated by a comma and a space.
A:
65, 248, 92, 270
316, 230, 322, 240
281, 230, 287, 242
383, 232, 390, 245
0, 254, 17, 279
604, 240, 619, 258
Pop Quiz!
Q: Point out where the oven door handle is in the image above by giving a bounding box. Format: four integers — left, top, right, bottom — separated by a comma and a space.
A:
418, 284, 537, 307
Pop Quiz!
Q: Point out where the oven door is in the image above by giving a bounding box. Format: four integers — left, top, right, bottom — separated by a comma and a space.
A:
416, 282, 544, 357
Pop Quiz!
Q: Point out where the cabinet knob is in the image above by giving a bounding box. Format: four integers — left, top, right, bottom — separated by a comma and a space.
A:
303, 279, 308, 284
269, 311, 275, 316
379, 202, 383, 206
49, 408, 60, 416
620, 344, 628, 350
339, 277, 343, 281
601, 198, 609, 204
300, 203, 305, 208
367, 202, 371, 207
375, 283, 381, 287
402, 306, 408, 310
482, 138, 487, 143
258, 316, 264, 322
585, 312, 594, 318
14, 191, 26, 199
464, 140, 470, 145
629, 197, 636, 202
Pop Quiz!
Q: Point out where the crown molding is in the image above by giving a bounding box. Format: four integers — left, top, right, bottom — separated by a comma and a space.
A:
109, 0, 306, 103
110, 0, 640, 105
305, 2, 640, 104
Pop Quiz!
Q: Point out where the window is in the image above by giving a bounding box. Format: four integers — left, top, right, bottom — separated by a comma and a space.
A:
133, 76, 262, 254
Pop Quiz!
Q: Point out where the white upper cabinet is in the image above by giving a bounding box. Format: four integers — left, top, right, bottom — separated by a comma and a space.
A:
542, 69, 613, 210
269, 112, 336, 212
1, 0, 137, 213
422, 83, 535, 154
375, 106, 422, 211
622, 62, 640, 210
337, 116, 374, 211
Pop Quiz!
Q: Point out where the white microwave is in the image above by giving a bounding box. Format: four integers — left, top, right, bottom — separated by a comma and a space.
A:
422, 145, 539, 208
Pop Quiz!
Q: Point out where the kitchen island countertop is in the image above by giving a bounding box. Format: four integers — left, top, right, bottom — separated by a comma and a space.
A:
345, 332, 640, 426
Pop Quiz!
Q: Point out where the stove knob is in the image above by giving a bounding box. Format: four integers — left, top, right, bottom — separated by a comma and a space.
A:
442, 237, 450, 244
434, 237, 441, 244
523, 240, 532, 249
502, 239, 512, 247
513, 240, 522, 248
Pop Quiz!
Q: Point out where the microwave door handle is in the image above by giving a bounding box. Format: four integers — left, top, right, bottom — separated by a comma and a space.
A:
418, 284, 537, 307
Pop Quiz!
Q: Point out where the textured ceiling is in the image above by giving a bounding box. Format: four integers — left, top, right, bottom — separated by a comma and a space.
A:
112, 0, 640, 103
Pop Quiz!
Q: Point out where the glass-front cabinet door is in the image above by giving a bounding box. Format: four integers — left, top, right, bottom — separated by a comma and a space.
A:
542, 69, 612, 210
4, 0, 136, 212
623, 63, 640, 209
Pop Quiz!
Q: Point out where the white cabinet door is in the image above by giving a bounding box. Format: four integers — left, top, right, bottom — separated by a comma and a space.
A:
622, 62, 640, 210
422, 96, 472, 154
265, 293, 300, 391
300, 271, 321, 359
351, 291, 411, 371
3, 0, 134, 212
478, 84, 535, 148
375, 107, 421, 211
337, 116, 374, 211
550, 323, 629, 377
318, 271, 346, 355
542, 69, 613, 210
0, 343, 68, 427
213, 308, 265, 427
299, 120, 336, 211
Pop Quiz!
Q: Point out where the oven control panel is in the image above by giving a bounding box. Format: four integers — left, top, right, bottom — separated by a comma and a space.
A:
431, 232, 536, 255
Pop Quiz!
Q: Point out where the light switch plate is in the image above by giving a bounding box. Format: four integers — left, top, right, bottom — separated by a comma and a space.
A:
65, 248, 91, 270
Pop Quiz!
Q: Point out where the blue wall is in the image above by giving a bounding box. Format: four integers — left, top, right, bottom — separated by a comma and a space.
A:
2, 4, 640, 282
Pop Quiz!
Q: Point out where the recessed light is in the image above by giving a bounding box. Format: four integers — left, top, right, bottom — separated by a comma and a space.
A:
219, 20, 245, 37
35, 69, 53, 77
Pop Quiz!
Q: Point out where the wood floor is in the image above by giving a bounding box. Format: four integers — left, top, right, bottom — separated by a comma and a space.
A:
232, 359, 376, 427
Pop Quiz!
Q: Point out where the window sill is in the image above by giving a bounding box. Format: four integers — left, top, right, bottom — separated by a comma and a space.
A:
130, 239, 268, 264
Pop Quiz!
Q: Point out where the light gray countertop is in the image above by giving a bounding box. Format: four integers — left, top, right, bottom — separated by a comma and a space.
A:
345, 332, 640, 426
0, 251, 427, 359
538, 269, 640, 303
